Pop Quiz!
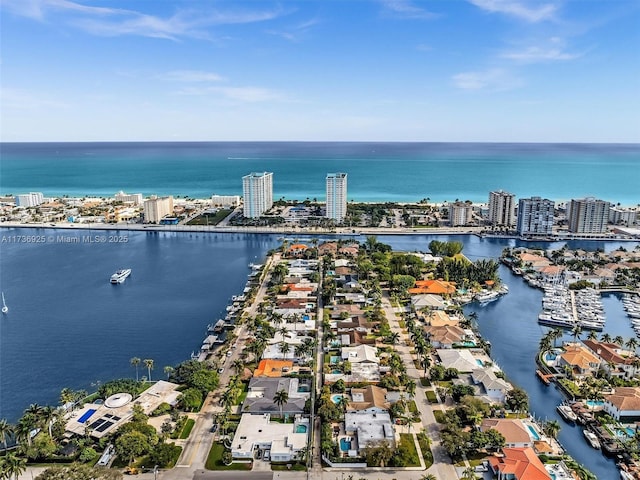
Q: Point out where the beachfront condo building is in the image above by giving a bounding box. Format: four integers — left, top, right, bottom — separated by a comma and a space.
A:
211, 195, 241, 208
114, 191, 143, 206
15, 192, 44, 207
242, 172, 273, 218
609, 206, 638, 226
488, 190, 516, 228
325, 172, 348, 222
568, 197, 610, 234
516, 197, 555, 236
143, 195, 174, 223
448, 202, 474, 226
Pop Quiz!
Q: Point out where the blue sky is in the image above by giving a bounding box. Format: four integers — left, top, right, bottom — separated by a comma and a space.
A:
1, 0, 639, 142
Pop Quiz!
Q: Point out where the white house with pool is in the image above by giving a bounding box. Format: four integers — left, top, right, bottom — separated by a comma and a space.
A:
65, 381, 180, 439
231, 413, 309, 462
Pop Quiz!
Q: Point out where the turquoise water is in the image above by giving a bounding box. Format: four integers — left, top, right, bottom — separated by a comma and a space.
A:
586, 400, 604, 408
527, 425, 541, 441
339, 438, 351, 451
1, 142, 638, 204
330, 356, 339, 364
295, 424, 307, 433
331, 394, 344, 404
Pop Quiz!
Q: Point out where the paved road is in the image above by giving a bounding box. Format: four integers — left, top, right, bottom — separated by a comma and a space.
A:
380, 291, 459, 480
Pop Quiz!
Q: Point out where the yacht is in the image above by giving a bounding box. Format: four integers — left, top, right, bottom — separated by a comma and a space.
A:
557, 404, 578, 423
583, 429, 601, 449
1, 292, 7, 314
110, 269, 132, 284
476, 291, 499, 304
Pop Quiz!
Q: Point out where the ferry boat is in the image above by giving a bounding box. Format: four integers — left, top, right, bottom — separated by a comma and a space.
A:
583, 429, 601, 449
557, 404, 578, 423
110, 269, 132, 284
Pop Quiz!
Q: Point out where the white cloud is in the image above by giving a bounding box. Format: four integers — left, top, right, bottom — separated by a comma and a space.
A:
177, 86, 283, 103
468, 0, 557, 22
502, 45, 580, 63
379, 0, 438, 20
160, 70, 225, 83
0, 87, 69, 109
452, 68, 522, 91
2, 0, 288, 40
267, 17, 321, 42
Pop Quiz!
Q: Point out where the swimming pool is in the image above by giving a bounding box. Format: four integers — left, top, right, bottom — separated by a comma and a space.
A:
527, 425, 540, 441
77, 408, 97, 424
330, 356, 340, 364
331, 394, 346, 404
295, 424, 308, 433
615, 427, 635, 438
302, 315, 310, 321
476, 359, 484, 366
339, 438, 351, 451
586, 400, 604, 408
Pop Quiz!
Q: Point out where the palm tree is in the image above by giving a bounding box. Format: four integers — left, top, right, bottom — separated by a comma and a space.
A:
130, 357, 141, 381
462, 466, 477, 480
273, 389, 289, 419
143, 358, 154, 382
59, 387, 75, 407
220, 389, 234, 413
387, 332, 400, 345
232, 359, 244, 376
3, 452, 26, 480
571, 324, 582, 343
543, 419, 561, 439
0, 419, 13, 449
613, 335, 624, 346
587, 330, 598, 341
420, 356, 431, 379
420, 475, 437, 480
14, 416, 34, 448
280, 342, 291, 358
164, 365, 174, 380
626, 337, 639, 353
551, 328, 564, 347
601, 332, 612, 343
40, 405, 57, 437
405, 379, 417, 398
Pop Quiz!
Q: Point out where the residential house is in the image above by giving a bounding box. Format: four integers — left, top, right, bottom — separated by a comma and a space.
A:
408, 279, 456, 296
471, 369, 512, 404
480, 419, 533, 448
557, 344, 601, 379
488, 447, 551, 480
344, 411, 395, 452
425, 325, 467, 349
231, 413, 308, 461
347, 386, 390, 413
436, 349, 479, 373
242, 377, 309, 415
411, 294, 447, 312
603, 387, 640, 422
583, 340, 640, 380
253, 359, 294, 378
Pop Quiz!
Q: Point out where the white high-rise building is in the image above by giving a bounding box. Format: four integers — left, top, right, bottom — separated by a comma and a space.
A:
609, 206, 637, 226
15, 192, 44, 207
516, 197, 555, 236
114, 191, 143, 205
488, 190, 516, 228
448, 202, 473, 226
143, 196, 174, 223
211, 195, 240, 208
325, 173, 348, 222
242, 172, 273, 218
568, 197, 610, 234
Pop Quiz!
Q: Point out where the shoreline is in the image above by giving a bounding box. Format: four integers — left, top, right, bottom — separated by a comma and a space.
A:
1, 221, 639, 242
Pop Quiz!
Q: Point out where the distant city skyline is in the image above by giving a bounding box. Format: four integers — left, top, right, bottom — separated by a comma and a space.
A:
1, 0, 639, 143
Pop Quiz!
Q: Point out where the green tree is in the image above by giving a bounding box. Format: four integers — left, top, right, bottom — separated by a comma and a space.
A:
506, 387, 529, 413
273, 389, 289, 418
180, 388, 203, 412
130, 357, 141, 382
143, 359, 154, 382
35, 463, 123, 479
115, 431, 150, 465
2, 452, 26, 480
148, 442, 182, 468
543, 419, 561, 439
0, 418, 13, 449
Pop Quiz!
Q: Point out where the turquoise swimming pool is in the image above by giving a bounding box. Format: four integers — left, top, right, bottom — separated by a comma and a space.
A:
339, 438, 351, 451
295, 424, 308, 433
527, 425, 540, 440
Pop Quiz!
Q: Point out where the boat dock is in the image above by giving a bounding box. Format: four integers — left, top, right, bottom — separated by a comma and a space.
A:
536, 369, 554, 385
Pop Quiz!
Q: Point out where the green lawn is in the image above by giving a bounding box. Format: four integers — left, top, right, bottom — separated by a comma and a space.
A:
407, 400, 419, 414
179, 418, 196, 439
271, 462, 307, 471
391, 433, 420, 467
205, 443, 252, 470
187, 209, 233, 226
425, 390, 438, 403
433, 410, 446, 423
417, 432, 434, 468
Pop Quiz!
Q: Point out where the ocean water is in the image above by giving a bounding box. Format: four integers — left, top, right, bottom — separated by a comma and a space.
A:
0, 142, 639, 204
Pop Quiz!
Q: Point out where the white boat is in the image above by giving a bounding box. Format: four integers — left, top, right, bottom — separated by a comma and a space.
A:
476, 291, 500, 304
583, 430, 601, 449
110, 269, 132, 284
1, 292, 7, 314
557, 404, 578, 423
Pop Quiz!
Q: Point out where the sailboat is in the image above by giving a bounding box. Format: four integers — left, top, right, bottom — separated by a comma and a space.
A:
1, 292, 7, 314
